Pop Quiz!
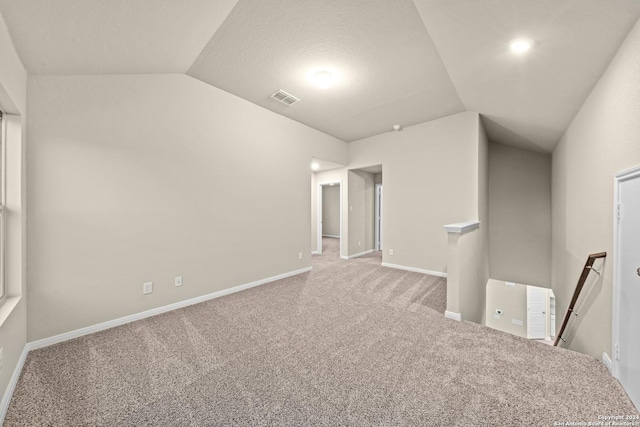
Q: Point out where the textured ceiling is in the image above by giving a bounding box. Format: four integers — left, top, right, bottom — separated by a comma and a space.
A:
188, 0, 465, 142
0, 0, 240, 74
414, 0, 640, 152
2, 0, 640, 151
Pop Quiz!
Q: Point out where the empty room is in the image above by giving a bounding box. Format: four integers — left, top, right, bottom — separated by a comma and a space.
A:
1, 0, 640, 425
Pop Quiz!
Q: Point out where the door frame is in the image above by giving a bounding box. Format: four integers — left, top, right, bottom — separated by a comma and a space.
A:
526, 286, 547, 339
612, 165, 640, 379
317, 180, 342, 257
375, 183, 383, 251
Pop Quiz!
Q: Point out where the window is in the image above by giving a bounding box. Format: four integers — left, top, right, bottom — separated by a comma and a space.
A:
0, 110, 5, 304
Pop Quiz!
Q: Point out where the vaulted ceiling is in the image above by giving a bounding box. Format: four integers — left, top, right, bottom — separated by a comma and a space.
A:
1, 0, 639, 152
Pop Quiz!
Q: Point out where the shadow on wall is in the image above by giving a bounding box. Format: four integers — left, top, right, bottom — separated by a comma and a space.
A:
560, 257, 606, 349
480, 115, 554, 153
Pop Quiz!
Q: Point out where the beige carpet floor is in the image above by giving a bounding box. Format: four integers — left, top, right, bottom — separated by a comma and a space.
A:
4, 238, 637, 426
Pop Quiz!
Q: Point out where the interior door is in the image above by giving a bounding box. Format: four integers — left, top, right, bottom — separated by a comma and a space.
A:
375, 184, 383, 251
527, 286, 546, 339
618, 174, 640, 410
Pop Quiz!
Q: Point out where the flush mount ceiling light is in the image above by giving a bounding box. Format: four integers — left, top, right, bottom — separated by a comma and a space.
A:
312, 70, 333, 89
509, 38, 534, 54
311, 162, 319, 171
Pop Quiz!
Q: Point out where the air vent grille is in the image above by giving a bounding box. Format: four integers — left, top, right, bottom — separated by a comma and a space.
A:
270, 89, 300, 106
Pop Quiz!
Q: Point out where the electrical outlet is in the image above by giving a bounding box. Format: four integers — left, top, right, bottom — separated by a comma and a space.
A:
175, 276, 183, 287
143, 282, 153, 294
298, 252, 303, 260
358, 241, 361, 247
389, 249, 394, 256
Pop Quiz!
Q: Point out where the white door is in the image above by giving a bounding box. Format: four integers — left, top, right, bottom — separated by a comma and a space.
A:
616, 170, 640, 410
317, 184, 323, 254
527, 286, 546, 339
375, 184, 383, 251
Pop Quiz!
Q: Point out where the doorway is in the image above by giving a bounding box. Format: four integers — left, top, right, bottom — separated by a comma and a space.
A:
613, 165, 640, 410
375, 183, 383, 251
317, 181, 342, 257
526, 286, 546, 339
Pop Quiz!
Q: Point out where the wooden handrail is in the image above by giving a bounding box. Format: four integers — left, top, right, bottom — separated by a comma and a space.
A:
554, 252, 607, 346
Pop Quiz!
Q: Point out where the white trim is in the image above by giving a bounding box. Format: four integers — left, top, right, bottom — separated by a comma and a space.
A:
322, 234, 340, 239
603, 352, 613, 374
340, 255, 349, 260
311, 251, 320, 255
0, 345, 28, 425
317, 180, 342, 258
0, 267, 312, 422
0, 295, 20, 327
0, 113, 5, 307
615, 165, 640, 181
445, 311, 462, 321
612, 166, 640, 379
375, 183, 383, 251
444, 221, 480, 234
381, 262, 447, 278
346, 249, 374, 259
27, 267, 312, 351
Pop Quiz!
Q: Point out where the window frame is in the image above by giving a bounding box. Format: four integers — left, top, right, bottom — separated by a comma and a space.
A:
0, 110, 5, 305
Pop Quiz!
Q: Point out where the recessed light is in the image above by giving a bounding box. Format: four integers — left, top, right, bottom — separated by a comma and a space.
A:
311, 162, 319, 171
313, 71, 333, 89
509, 38, 534, 54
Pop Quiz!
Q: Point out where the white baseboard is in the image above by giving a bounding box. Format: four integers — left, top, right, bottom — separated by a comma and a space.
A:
0, 345, 29, 425
347, 249, 374, 259
27, 266, 313, 351
340, 255, 348, 260
311, 251, 320, 255
381, 262, 447, 278
445, 311, 462, 321
602, 352, 613, 374
2, 267, 310, 422
322, 234, 340, 239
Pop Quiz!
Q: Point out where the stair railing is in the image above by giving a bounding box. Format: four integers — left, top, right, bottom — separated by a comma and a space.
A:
553, 252, 607, 346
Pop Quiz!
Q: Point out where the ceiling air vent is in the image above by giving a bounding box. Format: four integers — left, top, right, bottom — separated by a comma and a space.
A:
270, 89, 300, 106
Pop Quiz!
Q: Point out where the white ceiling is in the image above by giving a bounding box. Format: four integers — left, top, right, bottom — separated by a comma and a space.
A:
413, 0, 640, 152
0, 0, 239, 74
1, 0, 639, 151
187, 0, 465, 143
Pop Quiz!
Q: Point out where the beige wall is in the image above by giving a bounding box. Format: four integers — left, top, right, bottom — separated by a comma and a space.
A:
347, 170, 375, 256
26, 74, 347, 341
0, 9, 27, 416
321, 185, 340, 237
477, 118, 490, 321
485, 279, 528, 338
348, 112, 481, 273
552, 18, 640, 359
446, 117, 489, 324
489, 142, 551, 287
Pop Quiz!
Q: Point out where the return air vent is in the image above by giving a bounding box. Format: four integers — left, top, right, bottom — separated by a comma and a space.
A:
270, 89, 300, 106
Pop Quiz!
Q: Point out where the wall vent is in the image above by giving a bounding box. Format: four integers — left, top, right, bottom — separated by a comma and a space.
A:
270, 89, 300, 106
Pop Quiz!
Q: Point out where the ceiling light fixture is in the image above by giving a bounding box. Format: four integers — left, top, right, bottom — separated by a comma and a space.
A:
311, 162, 319, 171
313, 71, 333, 89
509, 38, 534, 54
